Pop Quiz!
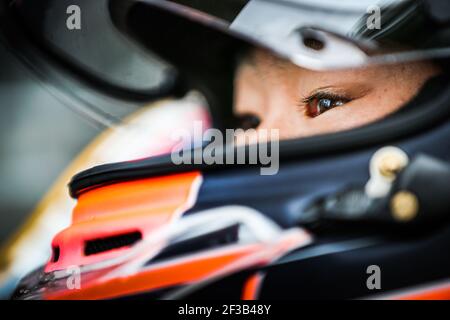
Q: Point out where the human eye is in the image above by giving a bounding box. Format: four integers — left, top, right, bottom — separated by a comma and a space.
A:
301, 91, 351, 117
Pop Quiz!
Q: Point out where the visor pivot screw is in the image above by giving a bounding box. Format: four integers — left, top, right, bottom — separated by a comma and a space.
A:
378, 153, 407, 179
390, 191, 419, 222
366, 146, 409, 198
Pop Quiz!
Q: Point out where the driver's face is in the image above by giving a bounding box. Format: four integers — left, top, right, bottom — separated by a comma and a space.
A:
234, 49, 440, 140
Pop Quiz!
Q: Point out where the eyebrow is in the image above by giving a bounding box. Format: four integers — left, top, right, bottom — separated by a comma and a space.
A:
307, 84, 372, 99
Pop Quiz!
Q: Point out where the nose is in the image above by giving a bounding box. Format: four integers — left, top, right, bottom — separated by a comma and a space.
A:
234, 113, 261, 130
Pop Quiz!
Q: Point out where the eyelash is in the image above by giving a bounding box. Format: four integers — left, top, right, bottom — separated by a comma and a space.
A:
301, 92, 351, 117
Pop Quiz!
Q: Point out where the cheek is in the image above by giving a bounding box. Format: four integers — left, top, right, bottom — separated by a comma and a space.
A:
234, 64, 266, 117
256, 106, 303, 139
353, 87, 412, 120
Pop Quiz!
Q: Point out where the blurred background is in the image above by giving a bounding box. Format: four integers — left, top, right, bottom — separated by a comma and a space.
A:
0, 0, 170, 297
0, 43, 98, 246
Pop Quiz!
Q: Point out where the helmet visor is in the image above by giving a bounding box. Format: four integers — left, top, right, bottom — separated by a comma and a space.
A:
135, 0, 450, 71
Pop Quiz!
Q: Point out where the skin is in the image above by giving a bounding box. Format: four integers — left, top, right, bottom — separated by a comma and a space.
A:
233, 49, 440, 141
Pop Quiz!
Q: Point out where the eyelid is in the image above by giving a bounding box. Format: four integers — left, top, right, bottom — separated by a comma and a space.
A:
301, 84, 372, 104
300, 90, 351, 105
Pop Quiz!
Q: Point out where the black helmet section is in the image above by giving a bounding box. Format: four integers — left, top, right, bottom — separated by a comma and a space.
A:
159, 222, 450, 299
297, 155, 450, 232
4, 0, 179, 103
109, 0, 255, 130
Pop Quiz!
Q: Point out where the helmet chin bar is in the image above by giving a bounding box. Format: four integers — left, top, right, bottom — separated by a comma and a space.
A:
12, 206, 311, 300
299, 152, 450, 231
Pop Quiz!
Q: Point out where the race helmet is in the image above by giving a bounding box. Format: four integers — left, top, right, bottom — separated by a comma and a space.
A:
10, 0, 450, 299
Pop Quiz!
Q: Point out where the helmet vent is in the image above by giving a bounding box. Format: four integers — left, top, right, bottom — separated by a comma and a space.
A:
303, 36, 325, 51
51, 246, 60, 262
149, 223, 240, 264
84, 231, 142, 256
